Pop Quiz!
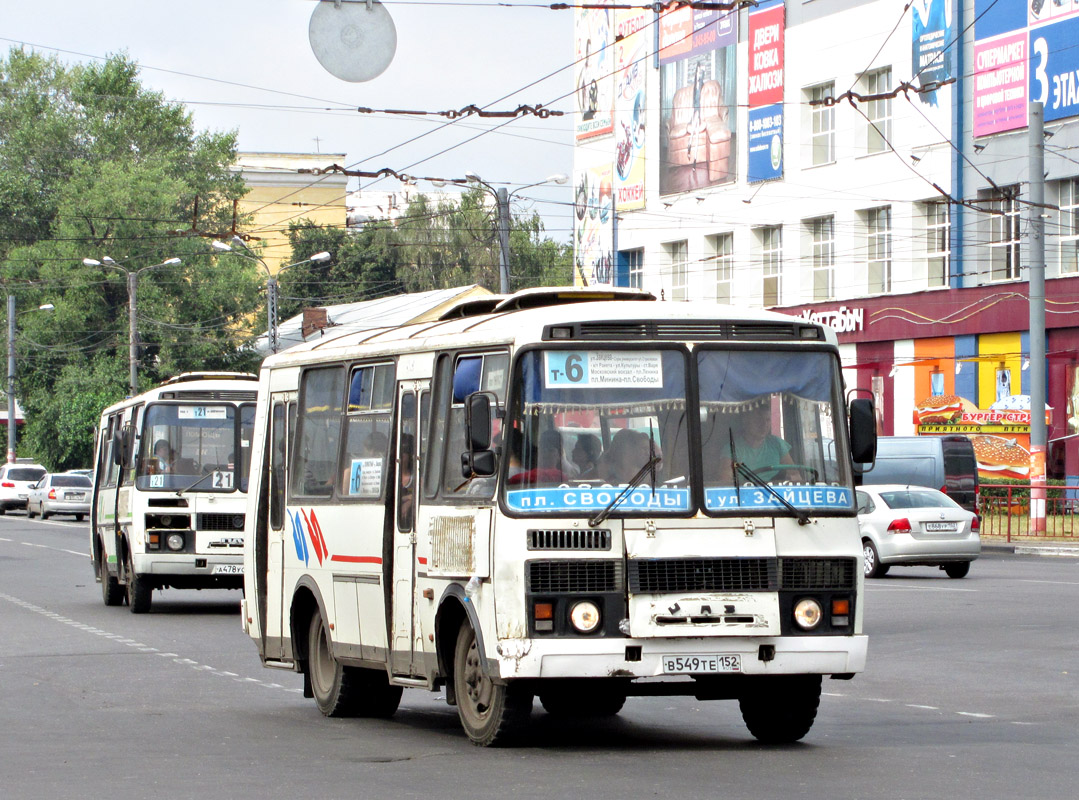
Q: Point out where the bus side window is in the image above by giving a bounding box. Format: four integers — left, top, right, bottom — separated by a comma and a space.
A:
397, 392, 417, 531
291, 366, 345, 498
423, 354, 451, 500
269, 403, 285, 530
339, 363, 395, 500
442, 352, 507, 498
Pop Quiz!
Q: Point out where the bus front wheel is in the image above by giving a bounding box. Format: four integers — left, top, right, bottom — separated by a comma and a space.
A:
453, 623, 533, 746
739, 674, 821, 744
125, 550, 152, 613
306, 613, 402, 718
99, 548, 122, 607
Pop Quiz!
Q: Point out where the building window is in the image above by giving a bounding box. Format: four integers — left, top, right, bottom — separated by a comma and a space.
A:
624, 248, 644, 289
923, 201, 950, 287
808, 82, 835, 166
756, 226, 782, 306
808, 216, 835, 300
707, 233, 734, 303
1060, 178, 1079, 275
866, 206, 892, 294
665, 240, 688, 301
988, 187, 1021, 281
863, 68, 892, 155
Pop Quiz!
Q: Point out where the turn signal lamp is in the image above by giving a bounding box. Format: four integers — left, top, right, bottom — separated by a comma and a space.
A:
831, 597, 851, 628
48, 489, 57, 499
887, 518, 912, 533
972, 515, 980, 531
534, 602, 554, 632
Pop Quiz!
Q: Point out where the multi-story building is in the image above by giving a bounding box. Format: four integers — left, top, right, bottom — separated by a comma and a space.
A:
573, 0, 1079, 483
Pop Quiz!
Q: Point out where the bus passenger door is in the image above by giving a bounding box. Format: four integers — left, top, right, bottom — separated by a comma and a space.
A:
390, 382, 424, 675
262, 393, 294, 660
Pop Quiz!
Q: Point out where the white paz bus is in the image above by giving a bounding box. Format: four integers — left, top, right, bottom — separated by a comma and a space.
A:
91, 372, 258, 612
241, 288, 877, 745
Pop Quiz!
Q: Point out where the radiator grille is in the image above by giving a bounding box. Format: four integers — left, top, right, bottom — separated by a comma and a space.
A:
780, 558, 856, 590
563, 320, 819, 342
527, 529, 611, 551
197, 513, 245, 531
628, 558, 777, 593
527, 560, 622, 594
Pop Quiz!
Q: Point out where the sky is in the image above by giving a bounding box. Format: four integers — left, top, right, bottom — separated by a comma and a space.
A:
1, 0, 576, 241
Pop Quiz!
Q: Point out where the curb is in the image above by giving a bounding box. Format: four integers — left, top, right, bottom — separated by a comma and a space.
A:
982, 542, 1079, 557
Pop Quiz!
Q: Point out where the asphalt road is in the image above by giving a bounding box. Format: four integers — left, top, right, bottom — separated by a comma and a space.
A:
2, 513, 1076, 800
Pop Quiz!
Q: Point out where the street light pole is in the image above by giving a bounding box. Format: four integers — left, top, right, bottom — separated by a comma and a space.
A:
6, 297, 55, 463
463, 172, 568, 294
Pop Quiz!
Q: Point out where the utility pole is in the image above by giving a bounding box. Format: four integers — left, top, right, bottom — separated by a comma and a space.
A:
266, 276, 279, 355
7, 295, 15, 463
495, 187, 512, 294
128, 272, 138, 396
1028, 101, 1047, 533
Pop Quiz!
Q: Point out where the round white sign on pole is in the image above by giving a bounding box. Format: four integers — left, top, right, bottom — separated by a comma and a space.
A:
309, 0, 397, 83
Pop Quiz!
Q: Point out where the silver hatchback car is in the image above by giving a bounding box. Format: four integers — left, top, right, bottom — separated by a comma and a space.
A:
857, 484, 980, 579
26, 473, 92, 520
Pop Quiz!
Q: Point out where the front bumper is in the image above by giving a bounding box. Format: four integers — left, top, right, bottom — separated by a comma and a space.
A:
494, 634, 867, 680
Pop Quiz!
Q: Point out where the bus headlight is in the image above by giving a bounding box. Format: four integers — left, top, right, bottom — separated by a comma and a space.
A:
793, 598, 823, 630
569, 601, 601, 633
166, 533, 185, 551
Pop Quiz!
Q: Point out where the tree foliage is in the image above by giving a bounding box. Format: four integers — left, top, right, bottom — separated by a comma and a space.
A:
279, 188, 572, 313
1, 49, 262, 469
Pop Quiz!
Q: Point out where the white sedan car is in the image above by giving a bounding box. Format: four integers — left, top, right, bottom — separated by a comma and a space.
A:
857, 484, 980, 579
26, 473, 92, 520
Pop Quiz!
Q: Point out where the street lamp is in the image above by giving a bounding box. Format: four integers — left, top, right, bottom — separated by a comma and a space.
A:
463, 172, 569, 294
6, 298, 55, 463
82, 255, 182, 396
211, 238, 330, 354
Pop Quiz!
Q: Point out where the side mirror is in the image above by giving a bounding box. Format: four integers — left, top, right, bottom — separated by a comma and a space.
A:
849, 398, 877, 464
461, 449, 497, 478
466, 392, 494, 451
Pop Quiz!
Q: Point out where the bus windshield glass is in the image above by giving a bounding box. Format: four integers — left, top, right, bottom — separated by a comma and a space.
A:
696, 349, 853, 513
503, 348, 691, 515
135, 403, 240, 491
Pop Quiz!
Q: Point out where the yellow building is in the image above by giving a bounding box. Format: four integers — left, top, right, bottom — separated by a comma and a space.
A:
233, 152, 348, 273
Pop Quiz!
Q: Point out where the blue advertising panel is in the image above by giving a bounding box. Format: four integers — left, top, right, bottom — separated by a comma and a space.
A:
911, 0, 954, 105
973, 0, 1026, 40
1029, 14, 1079, 123
747, 104, 783, 183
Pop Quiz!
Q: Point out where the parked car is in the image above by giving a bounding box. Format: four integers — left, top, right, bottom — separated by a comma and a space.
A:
0, 462, 47, 514
26, 472, 92, 520
857, 435, 979, 513
857, 484, 980, 579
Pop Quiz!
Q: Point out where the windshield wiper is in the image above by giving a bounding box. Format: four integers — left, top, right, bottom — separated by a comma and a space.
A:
589, 424, 661, 528
731, 460, 811, 526
176, 470, 216, 497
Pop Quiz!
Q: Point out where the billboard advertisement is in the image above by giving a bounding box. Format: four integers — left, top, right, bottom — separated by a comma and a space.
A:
974, 0, 1079, 136
747, 0, 784, 184
575, 3, 615, 141
911, 0, 954, 105
573, 164, 614, 286
658, 7, 737, 194
614, 8, 648, 211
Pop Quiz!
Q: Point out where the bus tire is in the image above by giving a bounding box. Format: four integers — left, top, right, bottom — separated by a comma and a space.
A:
540, 683, 627, 717
739, 674, 821, 744
125, 550, 152, 613
99, 548, 123, 607
307, 612, 366, 717
453, 622, 533, 746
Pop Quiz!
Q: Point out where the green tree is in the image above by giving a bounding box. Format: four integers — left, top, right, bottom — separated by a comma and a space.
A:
1, 49, 261, 469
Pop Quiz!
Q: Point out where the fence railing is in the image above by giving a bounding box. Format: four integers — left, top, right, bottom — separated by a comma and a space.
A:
976, 484, 1079, 542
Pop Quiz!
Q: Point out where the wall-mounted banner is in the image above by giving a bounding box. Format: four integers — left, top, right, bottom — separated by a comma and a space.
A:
747, 104, 783, 183
573, 164, 615, 286
575, 3, 615, 140
658, 7, 738, 194
748, 0, 784, 108
1029, 14, 1079, 123
974, 31, 1028, 135
911, 0, 954, 105
614, 8, 648, 211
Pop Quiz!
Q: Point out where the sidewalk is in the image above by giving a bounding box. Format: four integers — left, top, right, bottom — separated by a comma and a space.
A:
982, 540, 1079, 557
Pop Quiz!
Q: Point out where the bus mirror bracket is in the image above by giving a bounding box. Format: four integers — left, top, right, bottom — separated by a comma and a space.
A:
848, 397, 877, 465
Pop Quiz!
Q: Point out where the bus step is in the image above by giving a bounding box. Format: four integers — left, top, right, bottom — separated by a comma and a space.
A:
263, 660, 295, 671
391, 676, 428, 688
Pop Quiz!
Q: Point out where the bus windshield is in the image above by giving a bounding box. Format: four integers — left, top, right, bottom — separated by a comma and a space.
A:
135, 403, 241, 492
696, 349, 853, 513
503, 348, 691, 515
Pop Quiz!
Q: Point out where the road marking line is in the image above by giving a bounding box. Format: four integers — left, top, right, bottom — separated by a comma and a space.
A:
957, 712, 995, 718
906, 704, 939, 710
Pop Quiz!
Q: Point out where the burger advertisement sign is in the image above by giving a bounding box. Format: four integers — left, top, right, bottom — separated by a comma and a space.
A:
914, 393, 1051, 481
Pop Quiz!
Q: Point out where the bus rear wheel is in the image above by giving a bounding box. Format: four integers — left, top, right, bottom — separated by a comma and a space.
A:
125, 550, 152, 613
453, 623, 533, 746
99, 548, 122, 607
306, 613, 402, 718
739, 674, 821, 744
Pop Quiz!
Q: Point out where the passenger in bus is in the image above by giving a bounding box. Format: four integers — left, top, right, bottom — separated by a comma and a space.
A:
603, 429, 660, 484
711, 401, 799, 483
571, 433, 601, 478
152, 440, 197, 476
536, 429, 575, 479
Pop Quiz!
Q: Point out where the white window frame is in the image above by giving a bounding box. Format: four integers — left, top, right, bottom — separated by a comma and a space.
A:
756, 226, 782, 306
1060, 178, 1079, 275
707, 233, 734, 303
808, 216, 835, 301
867, 207, 892, 294
808, 82, 835, 166
988, 187, 1021, 281
924, 201, 950, 287
623, 248, 644, 289
864, 68, 892, 155
665, 240, 688, 301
